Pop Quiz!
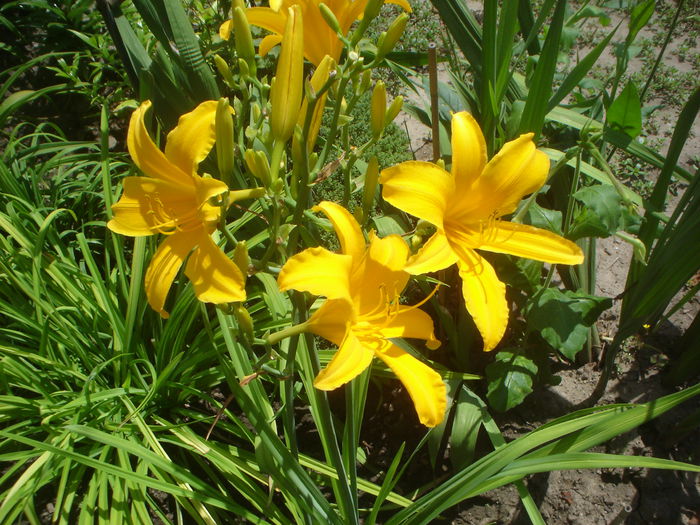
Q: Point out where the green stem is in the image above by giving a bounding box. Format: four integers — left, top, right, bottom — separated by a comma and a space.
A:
266, 321, 311, 346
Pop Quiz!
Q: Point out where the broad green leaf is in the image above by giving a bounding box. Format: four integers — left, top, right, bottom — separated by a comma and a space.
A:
606, 81, 642, 138
523, 202, 563, 235
527, 289, 612, 360
372, 214, 408, 237
568, 184, 641, 240
486, 351, 538, 412
449, 386, 483, 469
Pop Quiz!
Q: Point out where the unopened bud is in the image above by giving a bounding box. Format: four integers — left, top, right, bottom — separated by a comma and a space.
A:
359, 70, 372, 95
363, 0, 383, 22
216, 98, 235, 186
237, 58, 250, 79
370, 81, 386, 139
251, 102, 262, 123
385, 95, 403, 124
234, 305, 254, 344
270, 6, 304, 143
411, 234, 423, 250
214, 55, 235, 86
376, 12, 408, 62
244, 149, 272, 187
318, 3, 341, 34
233, 6, 257, 76
232, 241, 250, 280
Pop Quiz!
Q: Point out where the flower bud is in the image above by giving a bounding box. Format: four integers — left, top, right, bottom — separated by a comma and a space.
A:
295, 55, 336, 153
237, 58, 250, 79
216, 98, 235, 186
232, 241, 250, 281
318, 3, 341, 34
270, 5, 304, 143
233, 6, 257, 76
359, 69, 372, 95
214, 54, 235, 86
244, 149, 272, 187
385, 95, 403, 124
411, 234, 423, 250
363, 0, 383, 23
376, 12, 408, 62
234, 304, 255, 344
370, 81, 386, 140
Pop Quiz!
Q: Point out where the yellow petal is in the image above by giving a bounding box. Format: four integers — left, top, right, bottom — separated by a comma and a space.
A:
278, 247, 353, 301
352, 233, 410, 314
144, 232, 195, 318
109, 176, 197, 236
259, 33, 283, 56
380, 161, 454, 228
453, 247, 508, 351
298, 55, 335, 152
219, 20, 233, 40
314, 201, 365, 259
314, 330, 374, 390
127, 101, 191, 185
449, 221, 584, 265
307, 299, 354, 346
185, 234, 246, 304
450, 111, 486, 192
165, 100, 219, 176
374, 342, 446, 427
478, 134, 549, 217
404, 231, 457, 274
377, 305, 440, 350
343, 0, 370, 26
247, 7, 288, 44
108, 177, 157, 236
195, 176, 229, 205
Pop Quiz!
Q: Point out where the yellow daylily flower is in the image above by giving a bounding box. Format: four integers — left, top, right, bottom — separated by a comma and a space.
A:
108, 100, 246, 318
220, 0, 411, 66
380, 112, 584, 351
278, 201, 446, 427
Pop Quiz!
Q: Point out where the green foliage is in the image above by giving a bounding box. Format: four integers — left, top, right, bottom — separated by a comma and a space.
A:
527, 289, 612, 360
606, 81, 643, 138
1, 0, 699, 522
486, 351, 539, 412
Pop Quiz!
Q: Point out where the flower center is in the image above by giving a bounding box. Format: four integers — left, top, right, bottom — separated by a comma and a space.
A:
145, 193, 209, 235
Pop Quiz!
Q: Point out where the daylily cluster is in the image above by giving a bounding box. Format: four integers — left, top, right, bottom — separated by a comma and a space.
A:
220, 0, 411, 66
108, 0, 583, 428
